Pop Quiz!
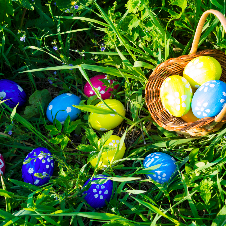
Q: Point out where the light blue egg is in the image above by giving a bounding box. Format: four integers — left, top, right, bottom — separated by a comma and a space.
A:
46, 93, 81, 124
143, 152, 177, 184
192, 80, 226, 118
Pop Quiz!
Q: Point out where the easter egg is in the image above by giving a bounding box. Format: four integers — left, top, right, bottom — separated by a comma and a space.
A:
192, 80, 226, 119
160, 75, 192, 117
183, 56, 222, 89
83, 175, 113, 209
0, 79, 26, 108
0, 154, 5, 175
90, 135, 126, 168
84, 74, 119, 100
89, 99, 125, 131
46, 93, 81, 124
143, 152, 177, 184
181, 108, 199, 122
22, 147, 54, 186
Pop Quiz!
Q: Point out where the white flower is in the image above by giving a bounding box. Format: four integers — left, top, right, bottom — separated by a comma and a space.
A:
28, 168, 34, 174
34, 179, 39, 185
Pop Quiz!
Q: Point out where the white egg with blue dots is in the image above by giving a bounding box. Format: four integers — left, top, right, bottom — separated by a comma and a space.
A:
143, 152, 177, 184
192, 80, 226, 118
46, 93, 81, 124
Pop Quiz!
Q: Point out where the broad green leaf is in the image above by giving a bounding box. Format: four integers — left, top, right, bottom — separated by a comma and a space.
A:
19, 0, 34, 10
124, 190, 146, 194
211, 205, 226, 226
135, 164, 161, 174
99, 130, 114, 148
85, 128, 99, 149
0, 189, 14, 198
76, 144, 97, 153
133, 61, 154, 69
108, 177, 140, 182
8, 179, 40, 191
210, 0, 223, 9
73, 105, 114, 114
0, 0, 14, 25
60, 136, 69, 150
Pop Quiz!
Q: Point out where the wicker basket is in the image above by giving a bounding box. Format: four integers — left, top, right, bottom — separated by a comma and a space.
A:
145, 10, 226, 137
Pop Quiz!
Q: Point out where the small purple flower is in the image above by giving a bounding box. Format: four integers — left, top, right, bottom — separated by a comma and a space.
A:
20, 35, 26, 42
53, 46, 58, 51
69, 64, 73, 70
54, 71, 57, 75
8, 131, 12, 136
54, 2, 56, 5
48, 79, 53, 85
101, 47, 105, 51
74, 5, 79, 9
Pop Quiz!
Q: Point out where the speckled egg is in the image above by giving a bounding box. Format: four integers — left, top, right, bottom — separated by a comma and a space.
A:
22, 147, 54, 186
192, 80, 226, 118
90, 135, 126, 168
0, 154, 5, 175
160, 75, 192, 117
83, 175, 113, 209
0, 79, 26, 108
183, 56, 222, 89
143, 152, 177, 184
46, 93, 81, 124
181, 108, 199, 122
89, 99, 125, 131
84, 74, 119, 100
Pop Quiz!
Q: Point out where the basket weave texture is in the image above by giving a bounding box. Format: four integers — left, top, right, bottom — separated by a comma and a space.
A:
145, 49, 226, 137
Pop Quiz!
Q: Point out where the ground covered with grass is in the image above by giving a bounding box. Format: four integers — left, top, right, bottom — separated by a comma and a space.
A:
1, 0, 226, 225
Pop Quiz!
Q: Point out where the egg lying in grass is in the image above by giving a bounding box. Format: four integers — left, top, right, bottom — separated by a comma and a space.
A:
46, 93, 81, 124
83, 175, 113, 209
143, 152, 177, 184
183, 56, 222, 89
22, 147, 54, 186
160, 75, 192, 117
89, 99, 125, 131
84, 74, 119, 100
90, 135, 126, 168
0, 154, 5, 175
192, 80, 226, 118
0, 79, 26, 108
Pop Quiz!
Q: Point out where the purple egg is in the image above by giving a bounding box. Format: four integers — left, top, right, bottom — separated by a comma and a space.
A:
0, 79, 26, 108
22, 147, 54, 186
83, 175, 113, 209
84, 74, 119, 100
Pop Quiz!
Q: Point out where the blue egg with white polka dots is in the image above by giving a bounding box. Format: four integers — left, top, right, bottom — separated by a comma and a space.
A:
46, 93, 81, 124
0, 79, 26, 108
192, 80, 226, 119
143, 152, 177, 184
83, 175, 113, 209
22, 147, 54, 186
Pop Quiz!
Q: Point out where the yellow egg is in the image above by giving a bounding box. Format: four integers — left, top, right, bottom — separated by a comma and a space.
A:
160, 75, 192, 117
89, 99, 125, 131
181, 108, 199, 122
183, 56, 222, 89
90, 135, 126, 168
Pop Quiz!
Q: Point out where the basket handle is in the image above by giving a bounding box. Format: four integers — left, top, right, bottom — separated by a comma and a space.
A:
190, 10, 226, 123
190, 10, 226, 55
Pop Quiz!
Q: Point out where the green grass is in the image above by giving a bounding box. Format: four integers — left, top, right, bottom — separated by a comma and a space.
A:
1, 0, 226, 225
